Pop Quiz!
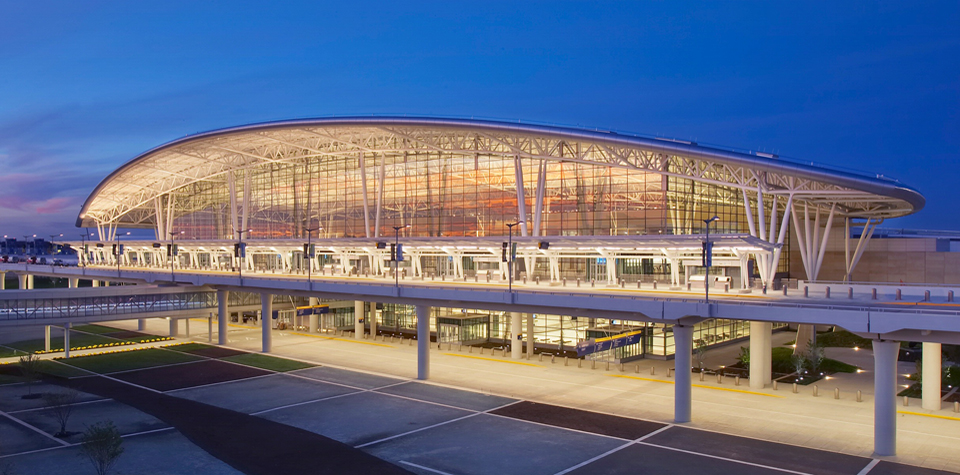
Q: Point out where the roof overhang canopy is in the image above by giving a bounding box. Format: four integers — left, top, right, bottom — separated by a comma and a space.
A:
77, 117, 925, 228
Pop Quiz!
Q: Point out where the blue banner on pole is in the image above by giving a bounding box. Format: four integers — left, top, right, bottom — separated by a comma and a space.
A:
576, 330, 644, 357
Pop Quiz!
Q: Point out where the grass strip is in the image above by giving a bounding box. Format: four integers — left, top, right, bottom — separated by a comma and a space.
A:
60, 348, 202, 374
37, 360, 91, 378
73, 324, 123, 335
166, 343, 215, 353
222, 353, 316, 372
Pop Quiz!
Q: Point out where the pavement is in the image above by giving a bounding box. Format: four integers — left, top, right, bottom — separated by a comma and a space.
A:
1, 318, 959, 474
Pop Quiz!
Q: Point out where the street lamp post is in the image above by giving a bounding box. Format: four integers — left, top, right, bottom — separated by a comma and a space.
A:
168, 231, 184, 283
393, 224, 411, 288
79, 232, 94, 271
304, 227, 320, 283
234, 228, 252, 284
506, 221, 524, 293
703, 216, 719, 303
115, 232, 130, 277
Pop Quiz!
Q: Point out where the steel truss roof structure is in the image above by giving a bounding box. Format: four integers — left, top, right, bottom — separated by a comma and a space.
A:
79, 117, 924, 231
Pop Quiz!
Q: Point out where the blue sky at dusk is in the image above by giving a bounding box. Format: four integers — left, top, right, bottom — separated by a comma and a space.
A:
1, 1, 957, 237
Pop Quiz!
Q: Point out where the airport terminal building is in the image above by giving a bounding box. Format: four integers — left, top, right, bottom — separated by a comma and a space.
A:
65, 117, 925, 361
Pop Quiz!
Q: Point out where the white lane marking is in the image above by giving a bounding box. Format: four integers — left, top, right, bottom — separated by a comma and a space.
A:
355, 400, 522, 449
7, 398, 109, 414
399, 460, 457, 475
250, 390, 365, 415
552, 440, 635, 475
635, 441, 814, 475
635, 424, 673, 442
0, 409, 70, 446
856, 459, 881, 475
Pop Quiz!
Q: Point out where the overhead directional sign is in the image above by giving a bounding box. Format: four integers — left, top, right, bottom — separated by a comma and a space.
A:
576, 330, 644, 357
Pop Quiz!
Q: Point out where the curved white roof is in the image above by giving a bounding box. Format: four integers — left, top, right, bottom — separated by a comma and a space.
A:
78, 116, 924, 228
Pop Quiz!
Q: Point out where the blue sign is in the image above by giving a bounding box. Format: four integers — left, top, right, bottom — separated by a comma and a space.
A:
597, 258, 607, 264
576, 330, 644, 357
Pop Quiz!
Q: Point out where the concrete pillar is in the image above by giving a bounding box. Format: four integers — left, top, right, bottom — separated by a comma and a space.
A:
207, 316, 213, 342
64, 323, 71, 358
185, 318, 191, 337
354, 300, 364, 338
0, 272, 5, 290
922, 342, 942, 411
68, 278, 79, 289
169, 318, 178, 337
511, 312, 522, 359
749, 321, 772, 389
138, 319, 146, 331
92, 280, 100, 288
217, 289, 229, 345
261, 293, 273, 353
308, 297, 319, 333
417, 305, 430, 380
674, 324, 694, 423
17, 274, 27, 290
526, 313, 535, 358
873, 339, 899, 456
27, 275, 34, 289
369, 303, 377, 336
44, 326, 51, 352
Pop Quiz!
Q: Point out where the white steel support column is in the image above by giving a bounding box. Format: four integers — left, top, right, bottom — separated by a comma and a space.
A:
526, 313, 535, 358
217, 290, 230, 345
873, 339, 899, 456
417, 305, 430, 380
749, 322, 772, 389
44, 326, 51, 352
532, 160, 546, 237
922, 342, 942, 411
261, 293, 273, 353
511, 312, 522, 359
354, 301, 364, 338
64, 323, 71, 358
674, 324, 693, 423
359, 153, 371, 238
514, 156, 528, 236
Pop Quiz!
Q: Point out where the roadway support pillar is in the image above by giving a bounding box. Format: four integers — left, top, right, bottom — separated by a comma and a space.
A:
92, 280, 99, 288
0, 272, 5, 290
17, 274, 27, 290
185, 318, 190, 337
674, 323, 694, 423
261, 293, 273, 353
207, 315, 213, 343
369, 303, 377, 336
749, 321, 772, 389
169, 318, 178, 337
922, 342, 942, 411
138, 319, 146, 332
417, 305, 430, 380
873, 339, 899, 456
217, 290, 229, 345
64, 323, 71, 358
511, 312, 522, 359
68, 278, 79, 289
44, 326, 51, 352
308, 297, 319, 333
354, 300, 364, 338
526, 313, 535, 358
27, 275, 34, 289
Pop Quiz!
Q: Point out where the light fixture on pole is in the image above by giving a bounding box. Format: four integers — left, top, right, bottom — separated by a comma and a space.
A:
233, 227, 252, 284
168, 231, 184, 283
505, 221, 524, 293
304, 227, 321, 284
49, 234, 63, 260
703, 216, 719, 303
79, 231, 94, 271
115, 232, 130, 277
393, 224, 411, 288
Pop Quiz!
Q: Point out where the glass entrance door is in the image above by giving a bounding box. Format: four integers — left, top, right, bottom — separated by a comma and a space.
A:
438, 323, 460, 343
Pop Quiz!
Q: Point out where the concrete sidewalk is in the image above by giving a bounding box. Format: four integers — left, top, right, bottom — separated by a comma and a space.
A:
113, 318, 960, 473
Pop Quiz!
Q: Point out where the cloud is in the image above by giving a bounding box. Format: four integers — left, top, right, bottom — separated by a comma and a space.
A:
35, 197, 74, 214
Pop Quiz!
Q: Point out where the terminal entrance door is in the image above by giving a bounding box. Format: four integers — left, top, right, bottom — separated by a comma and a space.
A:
438, 323, 460, 344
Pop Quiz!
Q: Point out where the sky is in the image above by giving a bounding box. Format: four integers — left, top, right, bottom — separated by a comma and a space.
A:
1, 1, 958, 238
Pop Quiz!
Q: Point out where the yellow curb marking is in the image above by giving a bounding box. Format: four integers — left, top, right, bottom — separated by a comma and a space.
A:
610, 374, 784, 398
289, 332, 394, 348
443, 353, 542, 367
898, 410, 960, 421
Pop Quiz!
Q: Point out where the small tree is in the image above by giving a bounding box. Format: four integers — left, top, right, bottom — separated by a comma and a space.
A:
17, 354, 41, 397
78, 421, 124, 475
737, 346, 750, 367
43, 391, 79, 437
694, 339, 707, 371
806, 340, 825, 375
791, 353, 807, 381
